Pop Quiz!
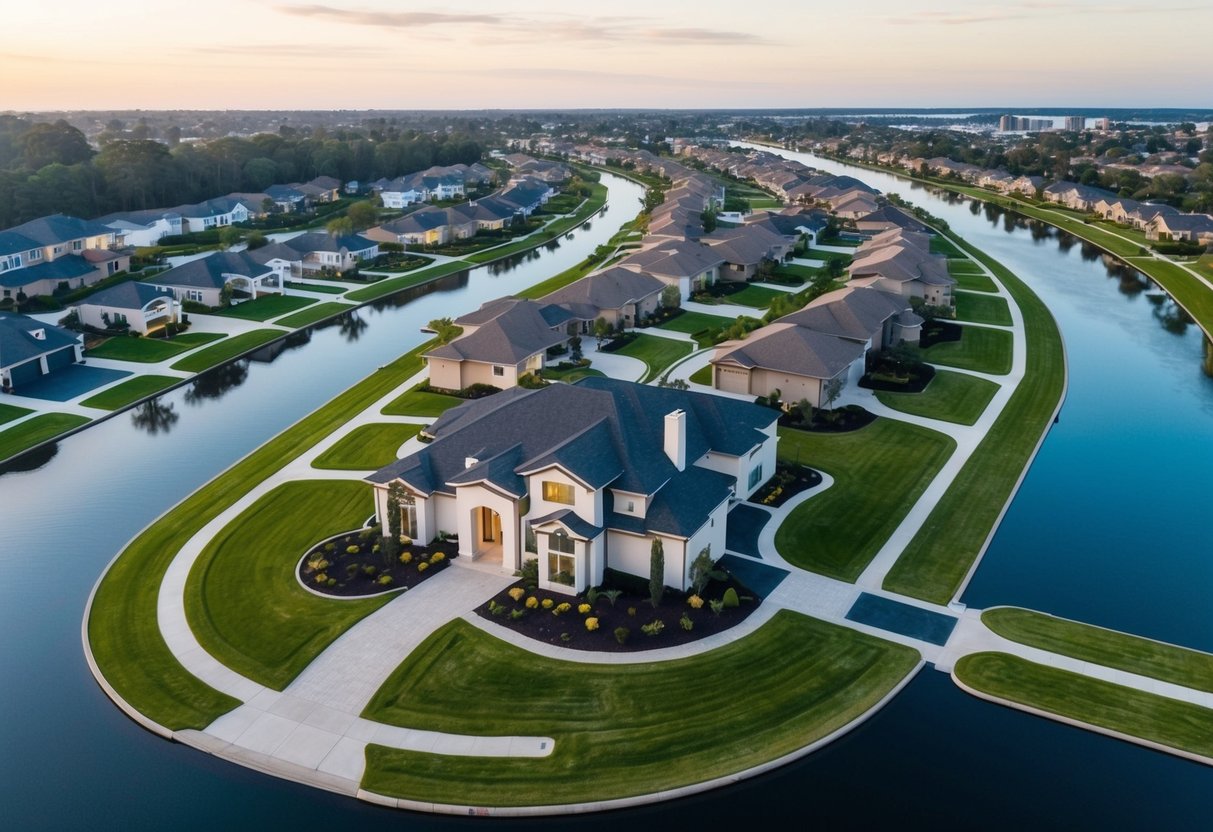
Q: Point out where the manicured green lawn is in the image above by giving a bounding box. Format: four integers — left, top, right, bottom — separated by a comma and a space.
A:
185, 480, 391, 690
86, 332, 225, 363
215, 295, 316, 321
920, 325, 1013, 375
87, 342, 433, 730
884, 235, 1065, 603
80, 375, 181, 410
955, 652, 1213, 759
464, 183, 608, 265
772, 263, 819, 283
345, 260, 474, 303
614, 334, 695, 383
0, 413, 90, 461
1124, 257, 1213, 336
656, 311, 733, 335
947, 259, 985, 275
875, 369, 1000, 426
381, 384, 464, 417
954, 292, 1013, 326
361, 612, 919, 806
285, 280, 347, 294
312, 423, 422, 470
689, 365, 712, 385
275, 302, 353, 329
726, 284, 784, 309
983, 607, 1213, 694
774, 421, 955, 581
542, 365, 605, 383
952, 271, 999, 293
930, 236, 966, 257
170, 329, 283, 372
0, 403, 32, 426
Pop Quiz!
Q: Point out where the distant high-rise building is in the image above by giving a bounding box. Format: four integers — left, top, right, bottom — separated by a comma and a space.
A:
999, 115, 1056, 132
1064, 116, 1086, 131
999, 115, 1014, 132
1095, 117, 1111, 130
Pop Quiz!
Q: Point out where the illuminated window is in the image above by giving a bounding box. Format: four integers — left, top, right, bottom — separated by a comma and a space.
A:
542, 481, 575, 505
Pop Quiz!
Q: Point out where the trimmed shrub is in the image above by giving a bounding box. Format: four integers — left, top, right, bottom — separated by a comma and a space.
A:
614, 626, 630, 645
722, 587, 740, 608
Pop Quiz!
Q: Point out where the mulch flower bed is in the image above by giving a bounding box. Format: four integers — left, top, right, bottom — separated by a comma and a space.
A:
779, 404, 877, 433
299, 529, 459, 598
750, 462, 823, 507
473, 573, 760, 653
920, 320, 962, 348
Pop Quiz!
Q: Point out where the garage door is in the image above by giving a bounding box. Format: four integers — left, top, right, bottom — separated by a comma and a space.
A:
44, 347, 76, 371
9, 359, 44, 388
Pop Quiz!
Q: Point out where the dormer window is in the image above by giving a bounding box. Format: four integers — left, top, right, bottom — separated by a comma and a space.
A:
542, 481, 575, 505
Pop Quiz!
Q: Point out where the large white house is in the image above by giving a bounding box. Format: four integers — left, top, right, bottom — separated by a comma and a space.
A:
367, 378, 779, 595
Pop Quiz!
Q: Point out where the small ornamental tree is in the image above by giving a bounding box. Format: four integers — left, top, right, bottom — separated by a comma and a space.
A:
569, 334, 583, 362
593, 317, 612, 347
689, 546, 724, 596
659, 284, 681, 310
218, 226, 244, 250
821, 375, 844, 413
384, 482, 405, 562
649, 538, 664, 608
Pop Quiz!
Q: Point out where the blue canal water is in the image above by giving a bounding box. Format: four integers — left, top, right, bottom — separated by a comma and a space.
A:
4, 154, 1213, 829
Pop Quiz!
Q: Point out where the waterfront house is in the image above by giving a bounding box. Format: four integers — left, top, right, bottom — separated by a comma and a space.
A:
539, 266, 667, 330
0, 311, 83, 392
147, 250, 282, 307
251, 232, 379, 277
72, 282, 180, 335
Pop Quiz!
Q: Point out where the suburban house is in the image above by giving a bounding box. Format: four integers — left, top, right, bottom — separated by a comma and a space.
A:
447, 197, 518, 232
251, 232, 379, 277
99, 208, 183, 247
540, 266, 667, 330
711, 285, 920, 406
72, 282, 180, 335
424, 297, 570, 391
264, 184, 310, 213
368, 206, 455, 246
499, 177, 554, 216
366, 377, 780, 594
848, 229, 956, 307
1125, 202, 1180, 230
1147, 212, 1213, 245
619, 240, 725, 300
173, 195, 265, 232
0, 311, 83, 392
702, 223, 796, 282
0, 214, 129, 300
1042, 182, 1117, 212
147, 250, 282, 307
853, 206, 930, 236
829, 190, 880, 219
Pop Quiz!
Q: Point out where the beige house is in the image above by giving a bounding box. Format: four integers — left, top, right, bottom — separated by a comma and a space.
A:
711, 323, 867, 407
540, 266, 666, 330
848, 229, 956, 307
72, 282, 180, 336
366, 379, 779, 594
0, 214, 129, 300
425, 298, 570, 391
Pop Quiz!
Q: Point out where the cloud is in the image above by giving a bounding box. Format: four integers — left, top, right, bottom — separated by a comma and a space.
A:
891, 2, 1207, 25
273, 4, 770, 46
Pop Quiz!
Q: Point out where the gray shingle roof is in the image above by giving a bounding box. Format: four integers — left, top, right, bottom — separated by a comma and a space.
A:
0, 254, 95, 289
0, 214, 115, 254
712, 322, 865, 380
778, 286, 910, 342
148, 251, 272, 290
75, 281, 174, 311
430, 299, 566, 364
540, 266, 665, 316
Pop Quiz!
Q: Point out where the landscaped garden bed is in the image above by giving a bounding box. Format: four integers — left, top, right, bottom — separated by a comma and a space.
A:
299, 526, 459, 597
778, 402, 878, 433
859, 348, 937, 394
749, 462, 823, 507
919, 319, 962, 348
473, 565, 760, 652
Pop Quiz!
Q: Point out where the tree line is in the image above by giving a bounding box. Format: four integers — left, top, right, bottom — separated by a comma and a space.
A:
0, 116, 484, 228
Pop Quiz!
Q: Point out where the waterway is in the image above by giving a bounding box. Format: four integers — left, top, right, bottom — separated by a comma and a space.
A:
4, 153, 1213, 829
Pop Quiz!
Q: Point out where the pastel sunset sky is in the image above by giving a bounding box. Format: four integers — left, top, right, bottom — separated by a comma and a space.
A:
3, 0, 1209, 110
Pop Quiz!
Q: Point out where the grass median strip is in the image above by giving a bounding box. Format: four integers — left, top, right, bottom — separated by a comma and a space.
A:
774, 421, 955, 581
0, 403, 33, 426
955, 652, 1213, 759
275, 301, 354, 329
184, 480, 390, 691
80, 375, 181, 410
312, 423, 422, 470
614, 334, 694, 382
170, 329, 283, 372
87, 343, 432, 729
381, 384, 463, 417
361, 612, 919, 807
0, 413, 90, 461
215, 295, 316, 321
345, 260, 473, 303
983, 607, 1213, 694
86, 332, 225, 363
875, 369, 999, 426
884, 234, 1065, 603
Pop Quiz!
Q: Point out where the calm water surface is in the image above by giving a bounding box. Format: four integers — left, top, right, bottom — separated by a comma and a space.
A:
5, 158, 1213, 829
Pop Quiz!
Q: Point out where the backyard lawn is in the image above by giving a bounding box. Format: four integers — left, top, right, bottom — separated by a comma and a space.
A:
381, 384, 464, 417
948, 261, 998, 293
613, 334, 695, 382
215, 295, 316, 321
920, 325, 1013, 375
983, 608, 1213, 694
656, 311, 733, 335
170, 329, 283, 372
361, 612, 919, 806
312, 423, 422, 470
726, 284, 784, 309
773, 421, 955, 581
772, 263, 819, 283
285, 280, 347, 294
954, 292, 1013, 326
542, 364, 605, 383
184, 480, 393, 690
345, 260, 473, 303
275, 302, 353, 329
0, 413, 91, 462
80, 375, 181, 410
955, 652, 1213, 759
875, 369, 1000, 426
86, 332, 225, 363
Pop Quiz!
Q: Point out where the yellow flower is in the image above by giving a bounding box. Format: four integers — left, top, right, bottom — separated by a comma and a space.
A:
509, 587, 525, 602
399, 552, 412, 564
541, 598, 554, 609
585, 617, 600, 631
687, 594, 704, 609
526, 596, 539, 609
417, 561, 429, 572
430, 552, 446, 563
578, 603, 592, 614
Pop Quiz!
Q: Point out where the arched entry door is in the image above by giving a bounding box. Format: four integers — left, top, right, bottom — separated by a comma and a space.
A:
472, 506, 503, 564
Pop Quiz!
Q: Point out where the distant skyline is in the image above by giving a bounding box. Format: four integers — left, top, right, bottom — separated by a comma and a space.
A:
3, 0, 1211, 111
